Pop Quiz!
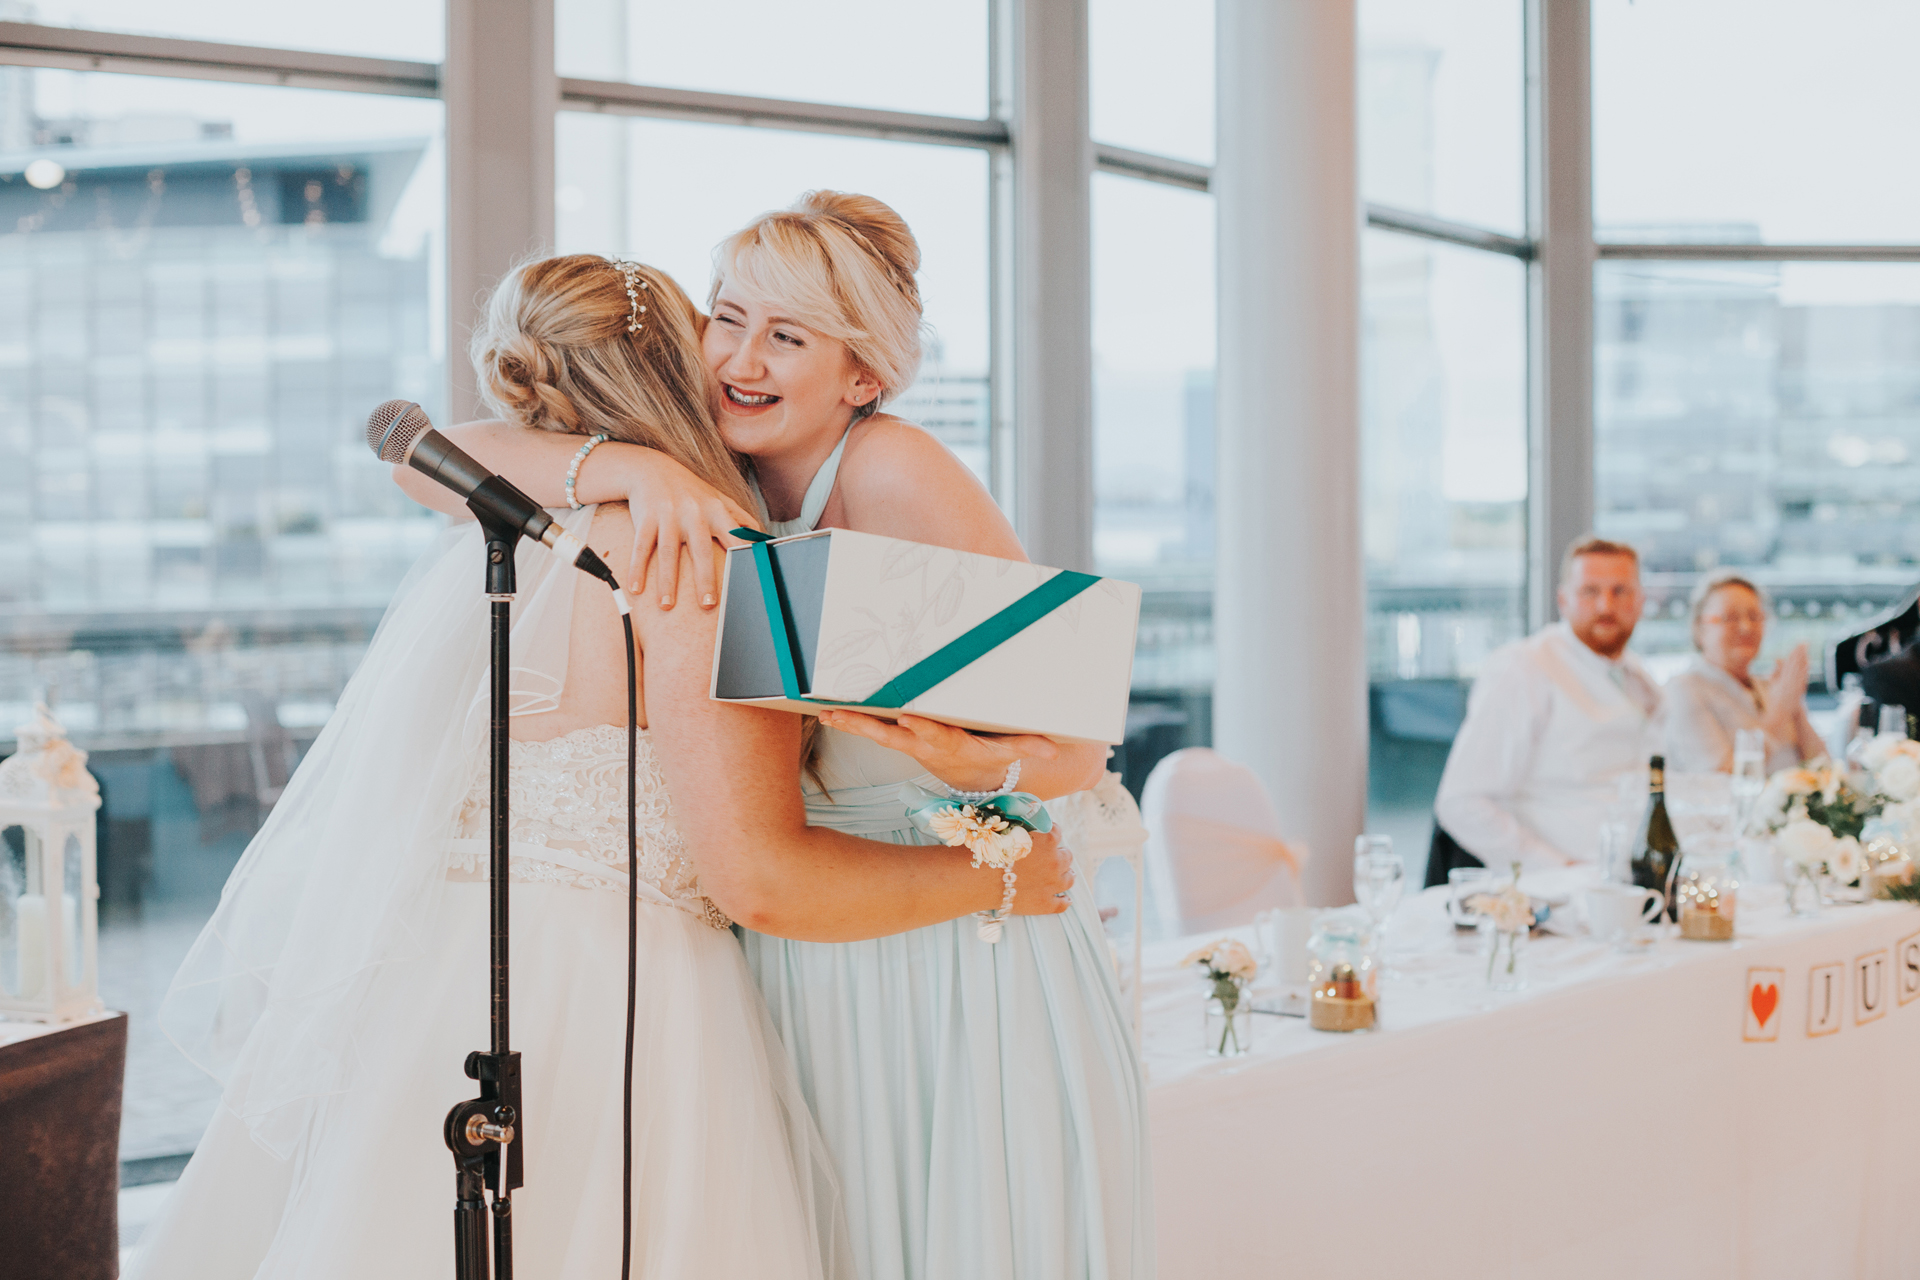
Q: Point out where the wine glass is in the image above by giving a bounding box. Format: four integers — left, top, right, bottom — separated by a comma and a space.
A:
1595, 820, 1632, 884
1352, 835, 1405, 975
1730, 728, 1766, 834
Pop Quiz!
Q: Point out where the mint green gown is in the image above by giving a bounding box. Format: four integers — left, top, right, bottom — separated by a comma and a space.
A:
737, 432, 1154, 1280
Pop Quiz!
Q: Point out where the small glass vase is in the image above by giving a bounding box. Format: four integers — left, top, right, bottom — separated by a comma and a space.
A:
1484, 925, 1529, 992
1784, 862, 1825, 917
1204, 986, 1252, 1057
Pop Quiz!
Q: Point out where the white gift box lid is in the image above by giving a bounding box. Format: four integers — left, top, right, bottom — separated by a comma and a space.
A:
710, 528, 1140, 745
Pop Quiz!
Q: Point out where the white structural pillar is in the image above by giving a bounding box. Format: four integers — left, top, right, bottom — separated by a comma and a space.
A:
1214, 0, 1364, 906
444, 0, 557, 423
1008, 0, 1094, 573
1527, 0, 1595, 627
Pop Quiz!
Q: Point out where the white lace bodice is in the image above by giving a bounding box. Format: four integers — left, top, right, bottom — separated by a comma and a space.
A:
451, 723, 728, 929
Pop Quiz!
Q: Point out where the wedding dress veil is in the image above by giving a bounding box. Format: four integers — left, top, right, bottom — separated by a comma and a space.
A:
158, 508, 593, 1158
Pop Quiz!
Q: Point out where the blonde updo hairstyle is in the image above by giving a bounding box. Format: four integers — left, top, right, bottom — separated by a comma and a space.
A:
710, 190, 925, 418
471, 253, 753, 512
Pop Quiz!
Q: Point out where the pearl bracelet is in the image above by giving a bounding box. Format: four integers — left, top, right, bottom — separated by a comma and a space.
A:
565, 432, 611, 510
937, 759, 1022, 804
976, 866, 1018, 944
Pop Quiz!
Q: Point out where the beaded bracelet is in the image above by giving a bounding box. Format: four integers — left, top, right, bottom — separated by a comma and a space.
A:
976, 866, 1018, 944
565, 432, 611, 510
936, 759, 1022, 804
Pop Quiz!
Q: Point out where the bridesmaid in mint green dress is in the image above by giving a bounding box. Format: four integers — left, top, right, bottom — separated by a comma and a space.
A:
404, 192, 1154, 1278
741, 429, 1152, 1280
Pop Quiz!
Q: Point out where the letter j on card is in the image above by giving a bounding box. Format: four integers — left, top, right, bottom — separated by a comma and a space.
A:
1744, 967, 1783, 1042
1809, 962, 1845, 1037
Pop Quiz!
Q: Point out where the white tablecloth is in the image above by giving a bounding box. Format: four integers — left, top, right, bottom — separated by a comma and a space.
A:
1142, 887, 1920, 1280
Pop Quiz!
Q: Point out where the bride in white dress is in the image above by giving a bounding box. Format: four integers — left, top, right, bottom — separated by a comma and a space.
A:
130, 255, 1075, 1280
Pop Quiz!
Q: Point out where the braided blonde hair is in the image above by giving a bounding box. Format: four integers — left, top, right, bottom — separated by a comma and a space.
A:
471, 254, 753, 512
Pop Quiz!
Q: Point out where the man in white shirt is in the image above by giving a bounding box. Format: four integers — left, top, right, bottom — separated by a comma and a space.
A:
1430, 537, 1661, 880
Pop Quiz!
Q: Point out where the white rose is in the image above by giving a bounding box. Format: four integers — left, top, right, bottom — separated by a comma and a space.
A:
1861, 735, 1902, 772
1885, 799, 1920, 841
1828, 836, 1865, 886
1881, 754, 1920, 803
1778, 768, 1821, 797
1774, 819, 1837, 870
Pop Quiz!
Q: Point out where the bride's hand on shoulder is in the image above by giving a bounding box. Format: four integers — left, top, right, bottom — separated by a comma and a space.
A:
617, 449, 761, 610
814, 710, 1059, 793
1010, 830, 1076, 916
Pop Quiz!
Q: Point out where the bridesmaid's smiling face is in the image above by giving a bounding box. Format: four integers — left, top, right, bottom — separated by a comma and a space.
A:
703, 285, 882, 462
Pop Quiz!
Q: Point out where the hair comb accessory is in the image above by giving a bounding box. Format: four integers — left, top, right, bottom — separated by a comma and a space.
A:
616, 259, 649, 334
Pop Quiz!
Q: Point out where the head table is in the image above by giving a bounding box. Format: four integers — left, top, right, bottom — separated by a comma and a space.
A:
1140, 879, 1920, 1280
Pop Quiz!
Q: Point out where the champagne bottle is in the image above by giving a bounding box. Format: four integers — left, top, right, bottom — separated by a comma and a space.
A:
1630, 755, 1681, 921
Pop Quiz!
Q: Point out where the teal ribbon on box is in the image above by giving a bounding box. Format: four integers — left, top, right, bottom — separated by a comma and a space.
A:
731, 528, 1099, 711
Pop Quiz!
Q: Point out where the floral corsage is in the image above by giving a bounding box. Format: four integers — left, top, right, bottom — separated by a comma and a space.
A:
907, 787, 1053, 943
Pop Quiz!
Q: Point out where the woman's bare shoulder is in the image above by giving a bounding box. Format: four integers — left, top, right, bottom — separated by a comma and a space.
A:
835, 416, 1023, 557
839, 414, 967, 473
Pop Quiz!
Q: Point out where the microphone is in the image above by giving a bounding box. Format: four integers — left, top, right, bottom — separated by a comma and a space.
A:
367, 399, 626, 601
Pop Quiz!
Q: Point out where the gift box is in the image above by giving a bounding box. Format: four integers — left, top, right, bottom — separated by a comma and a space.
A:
710, 528, 1141, 744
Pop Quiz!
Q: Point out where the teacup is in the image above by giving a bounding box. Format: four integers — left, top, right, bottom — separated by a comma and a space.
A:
1584, 883, 1663, 946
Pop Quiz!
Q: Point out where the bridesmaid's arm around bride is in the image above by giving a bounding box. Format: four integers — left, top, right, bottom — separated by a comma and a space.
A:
395, 422, 1110, 802
571, 507, 1075, 941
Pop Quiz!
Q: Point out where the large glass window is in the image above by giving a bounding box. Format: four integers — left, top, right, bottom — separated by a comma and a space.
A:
554, 114, 991, 483
1089, 0, 1214, 164
0, 68, 443, 1164
1594, 0, 1920, 244
1595, 260, 1920, 680
19, 0, 444, 62
555, 0, 988, 119
1360, 0, 1525, 235
1090, 173, 1215, 804
1362, 230, 1528, 861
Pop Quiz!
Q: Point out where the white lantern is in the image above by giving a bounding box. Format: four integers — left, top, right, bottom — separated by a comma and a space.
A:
0, 705, 103, 1024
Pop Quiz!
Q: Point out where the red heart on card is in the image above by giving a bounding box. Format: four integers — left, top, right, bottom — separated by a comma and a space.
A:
1750, 982, 1779, 1028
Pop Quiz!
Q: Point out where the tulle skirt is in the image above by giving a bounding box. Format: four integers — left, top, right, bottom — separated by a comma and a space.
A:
131, 880, 847, 1280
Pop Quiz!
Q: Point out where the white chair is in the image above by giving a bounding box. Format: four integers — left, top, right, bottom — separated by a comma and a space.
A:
1140, 747, 1307, 938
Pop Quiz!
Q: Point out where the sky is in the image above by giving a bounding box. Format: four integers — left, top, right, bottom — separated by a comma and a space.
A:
1593, 0, 1920, 247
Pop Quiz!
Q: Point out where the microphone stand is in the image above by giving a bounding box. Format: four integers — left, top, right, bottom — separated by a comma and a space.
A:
444, 505, 529, 1280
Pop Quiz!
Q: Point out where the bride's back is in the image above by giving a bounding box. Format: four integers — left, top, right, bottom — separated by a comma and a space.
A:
513, 500, 645, 741
461, 253, 754, 743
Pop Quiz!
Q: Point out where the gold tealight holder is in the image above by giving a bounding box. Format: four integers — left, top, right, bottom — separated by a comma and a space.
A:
1674, 847, 1737, 941
1306, 915, 1378, 1032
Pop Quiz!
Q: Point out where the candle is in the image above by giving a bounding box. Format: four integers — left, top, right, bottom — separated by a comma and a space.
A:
1679, 897, 1734, 941
1310, 964, 1377, 1032
16, 893, 46, 1000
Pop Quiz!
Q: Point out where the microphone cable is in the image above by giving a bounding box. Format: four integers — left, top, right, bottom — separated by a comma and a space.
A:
620, 606, 639, 1280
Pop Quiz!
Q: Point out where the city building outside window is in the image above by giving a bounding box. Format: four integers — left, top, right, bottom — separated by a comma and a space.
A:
0, 64, 444, 1165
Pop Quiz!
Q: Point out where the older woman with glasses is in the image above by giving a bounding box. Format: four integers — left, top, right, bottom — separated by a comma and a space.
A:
1664, 569, 1825, 773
